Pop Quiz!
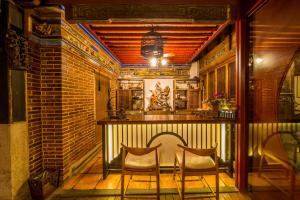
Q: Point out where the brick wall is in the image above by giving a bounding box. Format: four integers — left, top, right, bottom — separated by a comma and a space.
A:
40, 46, 64, 171
26, 15, 119, 180
27, 40, 42, 174
61, 46, 98, 178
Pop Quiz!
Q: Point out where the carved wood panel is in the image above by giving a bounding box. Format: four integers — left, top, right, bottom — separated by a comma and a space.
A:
188, 90, 199, 109
117, 90, 130, 110
228, 62, 236, 99
217, 66, 226, 95
209, 71, 215, 99
253, 79, 278, 122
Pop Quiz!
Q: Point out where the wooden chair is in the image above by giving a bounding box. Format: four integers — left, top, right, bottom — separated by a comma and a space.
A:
173, 144, 219, 200
121, 143, 161, 200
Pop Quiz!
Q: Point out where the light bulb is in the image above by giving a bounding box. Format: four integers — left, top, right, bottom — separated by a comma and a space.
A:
255, 57, 264, 64
161, 58, 168, 66
150, 57, 157, 67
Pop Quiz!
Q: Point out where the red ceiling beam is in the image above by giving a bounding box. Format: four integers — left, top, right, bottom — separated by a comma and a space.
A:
104, 41, 204, 44
101, 38, 207, 42
90, 23, 220, 27
100, 35, 209, 39
94, 30, 214, 34
107, 44, 201, 47
95, 32, 213, 37
188, 20, 231, 63
91, 26, 218, 32
47, 0, 239, 5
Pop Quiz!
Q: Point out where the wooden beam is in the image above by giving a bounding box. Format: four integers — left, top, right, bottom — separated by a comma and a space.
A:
94, 32, 213, 37
100, 35, 209, 39
251, 31, 300, 36
90, 23, 220, 27
107, 44, 201, 47
91, 26, 218, 32
94, 30, 215, 34
107, 48, 197, 52
235, 17, 248, 193
101, 38, 207, 42
104, 41, 204, 44
188, 20, 231, 63
47, 0, 238, 5
64, 4, 229, 22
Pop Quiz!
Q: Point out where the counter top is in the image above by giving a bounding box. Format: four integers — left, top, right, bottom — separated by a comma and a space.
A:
97, 114, 235, 124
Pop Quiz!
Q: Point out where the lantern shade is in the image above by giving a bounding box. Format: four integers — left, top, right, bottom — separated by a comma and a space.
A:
141, 28, 164, 58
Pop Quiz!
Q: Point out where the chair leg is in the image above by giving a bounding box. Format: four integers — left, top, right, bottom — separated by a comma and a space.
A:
258, 154, 264, 177
121, 173, 125, 200
173, 158, 177, 180
290, 170, 295, 200
216, 172, 219, 200
156, 170, 160, 200
181, 174, 185, 200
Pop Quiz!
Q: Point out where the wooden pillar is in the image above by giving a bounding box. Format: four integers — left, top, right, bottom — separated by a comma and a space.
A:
0, 0, 10, 123
0, 2, 31, 200
235, 17, 249, 191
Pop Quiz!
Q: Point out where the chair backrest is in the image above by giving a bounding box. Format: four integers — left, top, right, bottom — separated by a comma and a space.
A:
121, 143, 161, 156
177, 144, 217, 157
149, 132, 186, 166
177, 143, 219, 169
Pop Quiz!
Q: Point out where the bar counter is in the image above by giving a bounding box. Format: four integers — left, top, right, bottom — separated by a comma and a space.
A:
97, 114, 235, 178
97, 114, 234, 125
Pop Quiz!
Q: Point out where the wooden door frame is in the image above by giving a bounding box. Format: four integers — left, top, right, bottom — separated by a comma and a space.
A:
235, 0, 269, 192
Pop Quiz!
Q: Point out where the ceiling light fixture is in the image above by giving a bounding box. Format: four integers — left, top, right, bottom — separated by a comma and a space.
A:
141, 26, 164, 62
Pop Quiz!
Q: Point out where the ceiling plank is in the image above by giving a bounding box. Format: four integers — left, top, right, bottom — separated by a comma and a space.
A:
47, 0, 238, 4
100, 38, 207, 42
91, 26, 218, 32
100, 35, 209, 39
90, 23, 220, 27
95, 32, 213, 37
105, 41, 204, 44
107, 44, 201, 47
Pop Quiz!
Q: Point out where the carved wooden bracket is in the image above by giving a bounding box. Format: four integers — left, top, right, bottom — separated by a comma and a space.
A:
65, 4, 230, 23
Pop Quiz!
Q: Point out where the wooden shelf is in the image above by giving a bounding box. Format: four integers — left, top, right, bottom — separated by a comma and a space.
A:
174, 79, 199, 111
117, 80, 144, 111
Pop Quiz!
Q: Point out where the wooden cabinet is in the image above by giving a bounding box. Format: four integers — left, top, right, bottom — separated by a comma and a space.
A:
117, 80, 144, 111
174, 80, 199, 111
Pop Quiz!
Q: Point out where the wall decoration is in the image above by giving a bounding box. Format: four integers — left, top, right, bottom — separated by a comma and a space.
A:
147, 81, 172, 111
120, 67, 190, 79
68, 4, 228, 22
5, 29, 30, 70
33, 22, 57, 36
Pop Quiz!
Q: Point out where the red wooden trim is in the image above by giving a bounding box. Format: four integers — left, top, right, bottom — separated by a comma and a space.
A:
188, 20, 231, 63
235, 18, 249, 192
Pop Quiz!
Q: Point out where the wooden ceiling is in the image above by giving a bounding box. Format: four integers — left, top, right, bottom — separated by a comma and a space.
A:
42, 0, 236, 65
249, 0, 300, 50
84, 22, 223, 65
